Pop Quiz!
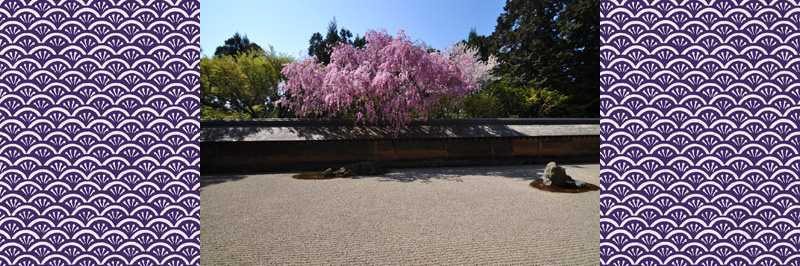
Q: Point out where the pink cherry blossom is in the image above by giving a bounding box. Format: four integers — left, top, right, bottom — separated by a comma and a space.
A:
277, 28, 498, 134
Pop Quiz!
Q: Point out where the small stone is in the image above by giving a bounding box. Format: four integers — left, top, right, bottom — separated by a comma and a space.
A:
323, 168, 334, 177
573, 180, 588, 189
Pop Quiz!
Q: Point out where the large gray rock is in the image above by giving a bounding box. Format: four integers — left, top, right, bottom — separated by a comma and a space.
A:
323, 168, 335, 177
543, 162, 571, 187
334, 161, 386, 176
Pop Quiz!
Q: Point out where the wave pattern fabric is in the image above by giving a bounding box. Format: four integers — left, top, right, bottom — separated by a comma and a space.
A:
0, 1, 200, 265
601, 1, 800, 265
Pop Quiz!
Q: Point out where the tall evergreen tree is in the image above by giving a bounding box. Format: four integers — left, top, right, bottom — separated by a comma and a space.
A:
489, 0, 599, 117
214, 32, 263, 58
308, 17, 364, 65
463, 28, 490, 62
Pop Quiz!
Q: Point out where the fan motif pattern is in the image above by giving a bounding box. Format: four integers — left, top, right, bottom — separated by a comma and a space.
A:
601, 1, 800, 265
0, 1, 200, 265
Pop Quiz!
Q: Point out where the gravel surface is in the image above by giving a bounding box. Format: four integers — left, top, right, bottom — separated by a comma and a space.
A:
200, 164, 600, 266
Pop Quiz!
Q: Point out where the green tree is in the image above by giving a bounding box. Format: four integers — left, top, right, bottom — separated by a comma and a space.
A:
308, 17, 364, 65
214, 32, 263, 58
489, 0, 599, 118
462, 27, 491, 62
558, 0, 600, 116
353, 34, 366, 48
200, 47, 294, 119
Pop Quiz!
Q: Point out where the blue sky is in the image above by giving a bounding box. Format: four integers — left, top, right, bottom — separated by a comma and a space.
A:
200, 0, 506, 58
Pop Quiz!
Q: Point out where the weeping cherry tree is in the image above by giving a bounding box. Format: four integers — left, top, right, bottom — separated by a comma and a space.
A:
278, 28, 498, 133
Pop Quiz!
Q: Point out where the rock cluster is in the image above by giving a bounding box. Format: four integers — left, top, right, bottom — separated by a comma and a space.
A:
324, 161, 386, 177
543, 162, 587, 189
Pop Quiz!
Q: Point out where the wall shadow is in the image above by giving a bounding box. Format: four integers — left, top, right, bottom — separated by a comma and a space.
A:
201, 126, 264, 142
286, 123, 527, 140
200, 164, 586, 186
201, 119, 533, 141
200, 174, 248, 188
345, 164, 548, 183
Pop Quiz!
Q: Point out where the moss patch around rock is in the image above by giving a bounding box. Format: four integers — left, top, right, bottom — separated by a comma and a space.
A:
529, 180, 600, 193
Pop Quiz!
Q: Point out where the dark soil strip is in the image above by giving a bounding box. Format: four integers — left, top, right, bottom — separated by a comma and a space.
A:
292, 172, 357, 180
529, 180, 600, 193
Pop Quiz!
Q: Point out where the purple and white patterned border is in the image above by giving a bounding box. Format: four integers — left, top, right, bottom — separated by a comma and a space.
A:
3, 0, 799, 265
0, 1, 200, 265
601, 1, 800, 265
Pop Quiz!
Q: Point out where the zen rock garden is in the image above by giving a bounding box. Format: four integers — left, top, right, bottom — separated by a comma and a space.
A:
202, 163, 602, 265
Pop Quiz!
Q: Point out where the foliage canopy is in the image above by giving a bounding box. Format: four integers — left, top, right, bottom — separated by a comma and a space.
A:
200, 0, 599, 120
200, 47, 294, 118
487, 0, 599, 118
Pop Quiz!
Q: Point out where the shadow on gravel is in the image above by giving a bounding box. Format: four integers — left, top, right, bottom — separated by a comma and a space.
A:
200, 165, 589, 186
200, 175, 248, 188
287, 123, 527, 140
345, 165, 548, 183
